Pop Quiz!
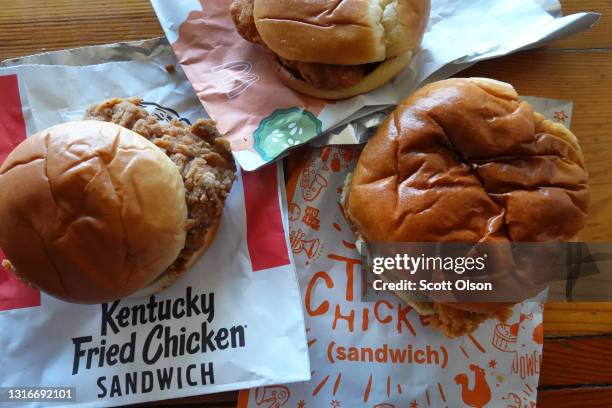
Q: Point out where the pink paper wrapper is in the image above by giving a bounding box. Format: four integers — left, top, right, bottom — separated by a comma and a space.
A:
171, 0, 326, 170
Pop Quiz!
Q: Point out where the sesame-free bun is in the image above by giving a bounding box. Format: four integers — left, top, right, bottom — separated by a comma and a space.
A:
344, 78, 588, 244
270, 50, 414, 100
131, 219, 220, 297
342, 78, 589, 335
254, 0, 430, 65
0, 121, 188, 304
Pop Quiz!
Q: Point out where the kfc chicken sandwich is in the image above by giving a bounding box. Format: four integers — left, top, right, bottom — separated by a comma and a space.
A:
0, 98, 236, 304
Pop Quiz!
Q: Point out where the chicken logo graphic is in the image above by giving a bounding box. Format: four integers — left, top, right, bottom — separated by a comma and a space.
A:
254, 385, 291, 408
455, 364, 491, 408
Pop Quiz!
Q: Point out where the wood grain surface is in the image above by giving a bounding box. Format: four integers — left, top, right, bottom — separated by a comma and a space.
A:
540, 336, 612, 386
0, 0, 163, 59
545, 0, 612, 49
538, 387, 612, 407
1, 0, 611, 407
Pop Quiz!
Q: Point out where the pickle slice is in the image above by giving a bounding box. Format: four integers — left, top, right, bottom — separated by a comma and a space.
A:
254, 108, 322, 161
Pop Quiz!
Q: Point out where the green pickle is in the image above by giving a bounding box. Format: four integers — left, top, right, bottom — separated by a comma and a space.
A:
254, 108, 322, 161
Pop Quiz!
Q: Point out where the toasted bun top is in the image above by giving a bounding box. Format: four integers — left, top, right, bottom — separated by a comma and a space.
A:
0, 121, 188, 303
253, 0, 430, 65
345, 78, 589, 244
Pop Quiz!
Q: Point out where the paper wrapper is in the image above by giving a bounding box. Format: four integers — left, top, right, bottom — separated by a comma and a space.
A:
150, 0, 597, 170
238, 98, 572, 407
0, 39, 309, 407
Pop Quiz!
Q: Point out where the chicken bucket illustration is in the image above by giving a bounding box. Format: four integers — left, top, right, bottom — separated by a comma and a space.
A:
492, 313, 533, 352
492, 324, 517, 353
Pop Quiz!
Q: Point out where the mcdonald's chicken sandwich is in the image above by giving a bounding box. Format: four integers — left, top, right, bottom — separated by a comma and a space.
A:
230, 0, 430, 99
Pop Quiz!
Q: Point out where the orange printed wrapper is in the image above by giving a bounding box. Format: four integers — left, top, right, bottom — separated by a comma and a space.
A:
239, 145, 544, 408
237, 96, 571, 407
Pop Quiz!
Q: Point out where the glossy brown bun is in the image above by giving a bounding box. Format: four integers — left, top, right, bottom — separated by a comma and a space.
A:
343, 78, 589, 336
269, 50, 414, 100
255, 0, 429, 100
0, 121, 188, 304
254, 0, 429, 65
131, 219, 220, 297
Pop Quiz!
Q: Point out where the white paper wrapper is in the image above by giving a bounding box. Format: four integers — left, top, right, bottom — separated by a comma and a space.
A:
238, 99, 572, 408
0, 40, 309, 407
150, 0, 597, 170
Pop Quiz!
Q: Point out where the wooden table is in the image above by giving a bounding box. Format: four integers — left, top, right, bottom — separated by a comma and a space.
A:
2, 1, 612, 407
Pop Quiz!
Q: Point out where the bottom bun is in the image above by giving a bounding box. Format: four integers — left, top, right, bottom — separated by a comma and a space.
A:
271, 51, 413, 100
130, 219, 221, 299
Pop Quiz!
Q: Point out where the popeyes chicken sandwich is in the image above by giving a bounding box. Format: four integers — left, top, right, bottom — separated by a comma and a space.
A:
230, 0, 430, 100
0, 98, 236, 304
341, 78, 589, 337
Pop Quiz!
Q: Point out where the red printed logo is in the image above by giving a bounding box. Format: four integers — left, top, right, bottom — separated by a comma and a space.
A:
0, 75, 41, 311
242, 165, 290, 272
